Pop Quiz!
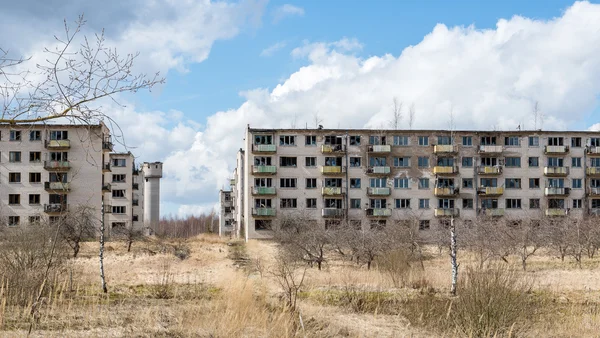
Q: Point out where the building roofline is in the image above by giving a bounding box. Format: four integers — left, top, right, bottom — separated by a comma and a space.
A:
248, 127, 599, 135
0, 123, 105, 128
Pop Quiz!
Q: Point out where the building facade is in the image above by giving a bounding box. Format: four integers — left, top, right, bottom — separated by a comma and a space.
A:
0, 123, 162, 235
225, 126, 600, 240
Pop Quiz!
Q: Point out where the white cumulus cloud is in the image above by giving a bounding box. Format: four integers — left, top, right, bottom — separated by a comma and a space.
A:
260, 41, 287, 57
273, 4, 305, 23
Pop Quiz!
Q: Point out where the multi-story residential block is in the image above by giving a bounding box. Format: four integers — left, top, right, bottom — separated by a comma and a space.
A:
223, 126, 600, 240
0, 123, 162, 235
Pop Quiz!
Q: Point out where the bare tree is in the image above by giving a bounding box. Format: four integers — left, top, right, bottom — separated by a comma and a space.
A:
269, 253, 307, 311
408, 103, 416, 129
389, 97, 403, 129
58, 205, 97, 258
273, 213, 330, 270
113, 225, 145, 252
0, 15, 163, 126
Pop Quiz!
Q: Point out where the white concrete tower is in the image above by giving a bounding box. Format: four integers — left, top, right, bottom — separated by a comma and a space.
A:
142, 162, 163, 233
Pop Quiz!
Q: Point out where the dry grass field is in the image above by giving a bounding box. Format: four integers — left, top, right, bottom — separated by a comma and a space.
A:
2, 234, 600, 337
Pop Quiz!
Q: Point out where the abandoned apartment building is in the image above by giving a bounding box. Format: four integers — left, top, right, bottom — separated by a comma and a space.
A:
0, 123, 163, 236
219, 126, 600, 240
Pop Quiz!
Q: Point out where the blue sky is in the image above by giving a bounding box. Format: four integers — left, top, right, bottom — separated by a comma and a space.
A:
3, 0, 600, 216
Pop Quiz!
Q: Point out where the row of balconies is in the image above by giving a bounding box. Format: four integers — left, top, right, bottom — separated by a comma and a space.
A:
41, 139, 113, 152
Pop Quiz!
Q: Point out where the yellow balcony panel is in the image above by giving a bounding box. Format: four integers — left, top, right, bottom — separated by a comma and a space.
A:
587, 167, 600, 176
368, 145, 392, 153
544, 166, 569, 176
478, 187, 504, 196
433, 166, 458, 175
477, 166, 502, 175
433, 145, 456, 154
434, 187, 459, 196
321, 166, 346, 174
434, 208, 459, 217
322, 208, 344, 217
45, 139, 71, 149
321, 144, 346, 153
484, 209, 505, 217
544, 145, 569, 154
545, 209, 567, 217
367, 187, 391, 196
322, 187, 343, 195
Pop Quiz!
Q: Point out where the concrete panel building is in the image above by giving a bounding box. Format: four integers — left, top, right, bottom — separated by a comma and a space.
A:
0, 123, 162, 235
223, 126, 600, 240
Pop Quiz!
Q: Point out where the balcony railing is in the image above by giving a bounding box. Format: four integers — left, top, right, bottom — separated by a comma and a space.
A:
102, 163, 111, 172
252, 186, 276, 195
321, 144, 346, 153
322, 208, 345, 217
480, 208, 505, 217
589, 187, 600, 196
545, 208, 567, 217
544, 187, 570, 196
433, 166, 458, 175
44, 182, 70, 191
366, 166, 391, 174
230, 179, 236, 186
132, 183, 139, 190
251, 144, 276, 153
544, 145, 569, 154
434, 208, 459, 217
367, 187, 391, 196
587, 167, 600, 176
544, 166, 569, 176
477, 187, 504, 196
45, 139, 70, 149
132, 199, 139, 206
102, 183, 112, 192
478, 145, 503, 154
252, 165, 277, 174
434, 187, 459, 196
433, 145, 456, 154
44, 160, 71, 170
367, 145, 391, 153
590, 209, 600, 216
252, 208, 276, 217
44, 204, 68, 213
322, 187, 343, 195
587, 146, 600, 156
366, 208, 392, 217
320, 166, 346, 174
477, 166, 502, 175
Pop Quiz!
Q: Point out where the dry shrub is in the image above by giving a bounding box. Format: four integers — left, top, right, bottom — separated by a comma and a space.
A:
452, 264, 533, 337
376, 249, 412, 288
0, 226, 69, 306
151, 260, 174, 299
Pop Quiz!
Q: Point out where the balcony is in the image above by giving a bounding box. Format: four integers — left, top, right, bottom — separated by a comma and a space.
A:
367, 187, 391, 196
544, 145, 569, 154
477, 187, 504, 196
589, 209, 600, 216
44, 204, 68, 213
434, 187, 459, 196
132, 183, 139, 190
44, 182, 70, 191
251, 144, 276, 153
477, 166, 502, 175
252, 208, 276, 217
132, 199, 139, 206
366, 208, 392, 217
478, 145, 503, 154
544, 166, 569, 176
433, 166, 458, 175
252, 165, 277, 175
44, 160, 71, 171
367, 145, 391, 153
433, 145, 456, 154
102, 183, 112, 192
587, 167, 600, 176
587, 146, 600, 156
102, 140, 113, 152
45, 139, 70, 149
434, 208, 459, 217
102, 163, 111, 172
366, 166, 391, 175
589, 187, 600, 196
322, 187, 343, 196
544, 187, 570, 196
230, 179, 236, 186
320, 166, 346, 175
481, 208, 505, 217
545, 208, 567, 217
321, 144, 346, 153
252, 186, 276, 195
322, 208, 345, 217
